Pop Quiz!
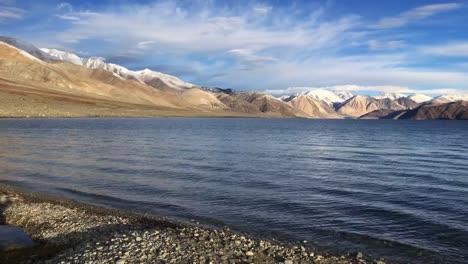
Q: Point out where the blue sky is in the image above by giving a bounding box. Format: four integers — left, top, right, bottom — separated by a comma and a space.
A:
1, 0, 468, 95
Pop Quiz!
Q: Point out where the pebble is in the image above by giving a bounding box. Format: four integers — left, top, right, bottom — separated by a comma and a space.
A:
0, 189, 380, 264
0, 195, 9, 205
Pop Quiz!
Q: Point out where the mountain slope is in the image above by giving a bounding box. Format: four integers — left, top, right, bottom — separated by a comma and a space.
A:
394, 97, 420, 109
179, 88, 227, 110
216, 92, 304, 117
40, 48, 83, 65
359, 109, 406, 119
0, 36, 55, 62
41, 48, 196, 91
407, 94, 432, 103
0, 37, 296, 118
430, 95, 468, 104
398, 101, 468, 120
0, 40, 192, 109
336, 96, 409, 117
297, 89, 349, 106
284, 95, 343, 118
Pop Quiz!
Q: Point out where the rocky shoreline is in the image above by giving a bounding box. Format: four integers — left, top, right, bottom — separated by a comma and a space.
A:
0, 186, 387, 264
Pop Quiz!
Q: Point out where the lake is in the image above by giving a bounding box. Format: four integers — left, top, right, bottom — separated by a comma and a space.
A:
0, 118, 467, 263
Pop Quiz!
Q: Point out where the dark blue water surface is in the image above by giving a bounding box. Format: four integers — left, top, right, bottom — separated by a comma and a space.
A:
0, 118, 467, 263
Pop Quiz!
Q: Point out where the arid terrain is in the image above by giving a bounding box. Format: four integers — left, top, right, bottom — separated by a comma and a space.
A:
0, 37, 467, 119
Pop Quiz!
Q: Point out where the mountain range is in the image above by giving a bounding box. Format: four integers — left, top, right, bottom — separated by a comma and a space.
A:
0, 36, 467, 119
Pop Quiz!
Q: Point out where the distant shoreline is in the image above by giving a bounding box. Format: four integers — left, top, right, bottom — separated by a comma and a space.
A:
0, 184, 384, 263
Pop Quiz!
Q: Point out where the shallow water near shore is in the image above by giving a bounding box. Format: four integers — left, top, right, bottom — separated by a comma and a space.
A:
0, 118, 467, 263
0, 225, 36, 250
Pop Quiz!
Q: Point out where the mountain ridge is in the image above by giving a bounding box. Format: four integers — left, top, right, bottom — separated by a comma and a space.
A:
1, 36, 467, 120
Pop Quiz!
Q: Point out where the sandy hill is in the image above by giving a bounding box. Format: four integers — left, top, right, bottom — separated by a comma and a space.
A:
179, 88, 227, 110
285, 95, 343, 118
336, 96, 412, 117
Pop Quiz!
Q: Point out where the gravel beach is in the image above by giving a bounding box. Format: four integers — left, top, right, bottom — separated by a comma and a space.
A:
0, 186, 387, 264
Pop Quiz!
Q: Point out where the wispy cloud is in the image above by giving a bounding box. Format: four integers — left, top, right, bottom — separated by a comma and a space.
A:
56, 14, 80, 21
228, 49, 277, 70
57, 2, 73, 13
0, 6, 23, 21
423, 42, 468, 57
367, 40, 406, 50
54, 1, 359, 53
265, 85, 468, 96
55, 2, 80, 21
17, 1, 468, 95
136, 40, 156, 50
371, 3, 462, 29
253, 5, 272, 14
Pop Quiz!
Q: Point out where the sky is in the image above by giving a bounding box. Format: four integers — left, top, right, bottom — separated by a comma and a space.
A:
1, 0, 468, 95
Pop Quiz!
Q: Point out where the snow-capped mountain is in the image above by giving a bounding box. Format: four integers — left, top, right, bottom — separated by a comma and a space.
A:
40, 48, 83, 65
407, 94, 432, 103
333, 90, 354, 101
0, 36, 54, 62
299, 89, 354, 106
373, 92, 406, 100
430, 95, 468, 104
134, 69, 195, 90
281, 89, 355, 106
81, 57, 137, 80
40, 48, 196, 91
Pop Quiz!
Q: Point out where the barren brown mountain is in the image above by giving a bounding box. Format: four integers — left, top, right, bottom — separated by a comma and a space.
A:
214, 92, 304, 117
398, 101, 468, 120
0, 42, 255, 118
337, 96, 411, 117
285, 95, 343, 118
359, 109, 406, 119
1, 38, 467, 119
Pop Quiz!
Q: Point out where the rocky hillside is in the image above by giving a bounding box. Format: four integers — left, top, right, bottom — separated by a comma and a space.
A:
398, 101, 468, 120
335, 96, 415, 117
1, 36, 467, 119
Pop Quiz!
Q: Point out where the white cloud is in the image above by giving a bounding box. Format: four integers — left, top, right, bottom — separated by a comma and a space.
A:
228, 49, 276, 69
265, 85, 468, 96
367, 40, 406, 50
0, 7, 23, 20
57, 2, 73, 13
137, 40, 156, 50
210, 52, 468, 92
253, 5, 272, 14
54, 1, 360, 53
56, 14, 80, 21
371, 3, 462, 29
423, 42, 468, 57
33, 0, 468, 95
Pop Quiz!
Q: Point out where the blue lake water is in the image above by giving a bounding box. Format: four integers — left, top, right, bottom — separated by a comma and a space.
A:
0, 118, 467, 263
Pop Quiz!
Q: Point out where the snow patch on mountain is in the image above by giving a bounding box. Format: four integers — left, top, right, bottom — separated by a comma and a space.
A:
373, 92, 406, 100
281, 89, 355, 106
333, 90, 354, 101
134, 69, 196, 90
407, 94, 432, 103
40, 48, 83, 65
430, 95, 468, 104
41, 47, 197, 90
